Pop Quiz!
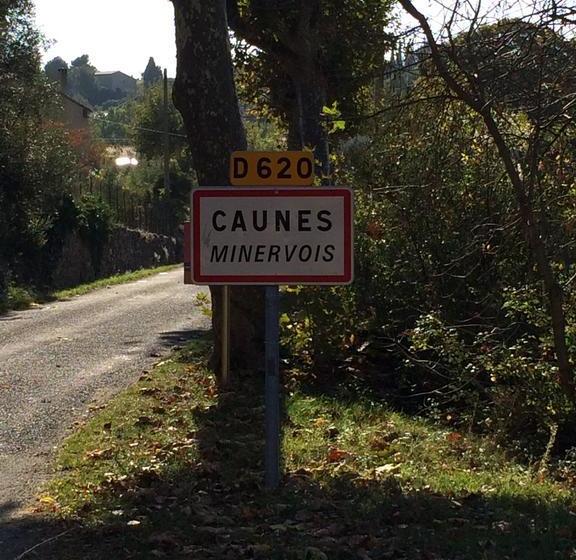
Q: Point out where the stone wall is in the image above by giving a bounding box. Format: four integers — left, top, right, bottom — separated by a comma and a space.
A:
52, 226, 179, 289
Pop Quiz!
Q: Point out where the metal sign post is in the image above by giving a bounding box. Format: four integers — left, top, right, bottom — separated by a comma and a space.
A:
222, 285, 230, 386
264, 285, 281, 489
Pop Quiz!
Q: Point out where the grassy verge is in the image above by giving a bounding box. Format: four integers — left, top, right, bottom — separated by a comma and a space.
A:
37, 340, 576, 560
52, 264, 180, 300
1, 283, 38, 312
0, 264, 180, 314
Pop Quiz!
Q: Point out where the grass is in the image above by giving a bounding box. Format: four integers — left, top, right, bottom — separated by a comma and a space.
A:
35, 339, 576, 560
3, 283, 37, 311
52, 264, 180, 300
0, 264, 180, 314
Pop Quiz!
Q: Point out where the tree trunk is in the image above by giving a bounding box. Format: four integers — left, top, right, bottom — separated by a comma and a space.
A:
294, 75, 330, 179
171, 0, 265, 376
481, 113, 575, 399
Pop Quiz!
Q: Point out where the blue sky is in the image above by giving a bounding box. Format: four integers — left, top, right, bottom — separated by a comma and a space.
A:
34, 0, 177, 78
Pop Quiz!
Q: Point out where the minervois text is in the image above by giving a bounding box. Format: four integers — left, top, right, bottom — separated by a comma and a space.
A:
210, 243, 335, 264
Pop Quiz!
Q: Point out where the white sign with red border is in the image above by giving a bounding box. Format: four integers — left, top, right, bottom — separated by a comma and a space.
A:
191, 187, 353, 285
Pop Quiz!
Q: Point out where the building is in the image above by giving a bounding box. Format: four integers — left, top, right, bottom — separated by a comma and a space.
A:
60, 93, 93, 130
56, 68, 93, 130
94, 71, 138, 97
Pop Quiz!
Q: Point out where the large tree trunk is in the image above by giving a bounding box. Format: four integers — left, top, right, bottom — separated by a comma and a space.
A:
171, 0, 265, 376
291, 72, 330, 179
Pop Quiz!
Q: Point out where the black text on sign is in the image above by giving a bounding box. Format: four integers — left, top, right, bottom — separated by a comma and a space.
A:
230, 151, 314, 186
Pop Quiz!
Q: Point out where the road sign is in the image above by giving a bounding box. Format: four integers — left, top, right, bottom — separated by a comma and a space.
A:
191, 187, 353, 285
230, 151, 314, 186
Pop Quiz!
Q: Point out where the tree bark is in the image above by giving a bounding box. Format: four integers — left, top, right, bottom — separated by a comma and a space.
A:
291, 72, 330, 178
171, 0, 264, 376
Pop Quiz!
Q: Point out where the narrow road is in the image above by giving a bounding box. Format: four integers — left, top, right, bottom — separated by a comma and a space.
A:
0, 267, 208, 522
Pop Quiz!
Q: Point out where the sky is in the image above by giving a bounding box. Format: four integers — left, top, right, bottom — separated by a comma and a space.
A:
34, 1, 432, 79
33, 1, 550, 80
34, 0, 177, 78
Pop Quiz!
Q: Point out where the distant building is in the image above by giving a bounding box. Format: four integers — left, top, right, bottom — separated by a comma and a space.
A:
60, 93, 93, 130
95, 71, 137, 97
56, 68, 93, 130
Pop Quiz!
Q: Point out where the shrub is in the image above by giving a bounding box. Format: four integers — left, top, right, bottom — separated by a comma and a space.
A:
76, 195, 113, 276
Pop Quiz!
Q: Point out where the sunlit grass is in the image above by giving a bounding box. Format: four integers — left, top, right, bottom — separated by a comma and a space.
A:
52, 264, 180, 300
39, 347, 576, 559
1, 264, 181, 315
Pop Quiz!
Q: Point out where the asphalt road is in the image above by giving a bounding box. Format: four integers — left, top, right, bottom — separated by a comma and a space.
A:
0, 267, 208, 526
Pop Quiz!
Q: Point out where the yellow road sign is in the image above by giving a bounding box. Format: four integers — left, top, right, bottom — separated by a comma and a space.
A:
230, 151, 314, 186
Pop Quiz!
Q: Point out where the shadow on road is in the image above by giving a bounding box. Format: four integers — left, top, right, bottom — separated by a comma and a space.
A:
0, 313, 23, 322
158, 328, 207, 348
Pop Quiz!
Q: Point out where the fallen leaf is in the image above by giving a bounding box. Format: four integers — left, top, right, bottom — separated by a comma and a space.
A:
39, 495, 58, 507
447, 432, 463, 443
327, 426, 340, 439
85, 448, 113, 460
139, 387, 159, 396
375, 464, 400, 475
327, 448, 350, 463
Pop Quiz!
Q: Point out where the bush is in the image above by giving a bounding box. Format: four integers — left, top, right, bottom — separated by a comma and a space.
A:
76, 195, 113, 276
282, 85, 576, 459
6, 284, 36, 311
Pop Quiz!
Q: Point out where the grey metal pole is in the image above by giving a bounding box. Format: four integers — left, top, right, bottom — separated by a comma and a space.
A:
222, 285, 230, 386
265, 285, 281, 490
163, 69, 171, 195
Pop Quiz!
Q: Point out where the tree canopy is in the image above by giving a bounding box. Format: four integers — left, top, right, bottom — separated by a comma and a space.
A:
0, 0, 78, 300
142, 56, 163, 87
229, 0, 395, 169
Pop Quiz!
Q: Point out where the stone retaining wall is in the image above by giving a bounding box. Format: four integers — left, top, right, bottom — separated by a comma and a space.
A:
52, 226, 179, 289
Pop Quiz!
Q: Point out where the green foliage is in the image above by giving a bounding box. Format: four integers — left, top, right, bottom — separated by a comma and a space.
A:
244, 114, 285, 150
322, 102, 346, 134
233, 0, 395, 134
283, 64, 576, 456
450, 19, 576, 124
5, 283, 36, 310
44, 56, 68, 81
76, 194, 113, 275
142, 56, 163, 88
282, 284, 368, 370
92, 101, 136, 143
69, 55, 99, 104
0, 1, 82, 294
44, 54, 130, 106
131, 82, 186, 160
